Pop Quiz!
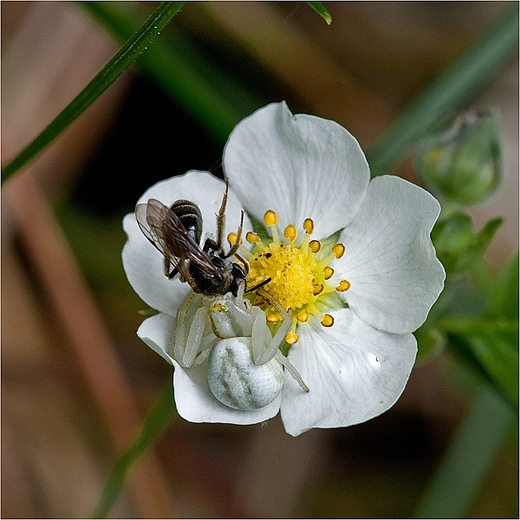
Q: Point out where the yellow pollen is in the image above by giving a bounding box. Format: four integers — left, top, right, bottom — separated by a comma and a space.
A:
303, 218, 314, 234
266, 313, 280, 324
297, 310, 310, 323
284, 224, 297, 241
324, 266, 334, 280
248, 242, 316, 311
336, 280, 351, 292
309, 240, 321, 253
264, 210, 278, 227
285, 332, 299, 345
227, 232, 238, 246
332, 243, 345, 259
246, 231, 260, 244
321, 314, 334, 327
209, 302, 228, 313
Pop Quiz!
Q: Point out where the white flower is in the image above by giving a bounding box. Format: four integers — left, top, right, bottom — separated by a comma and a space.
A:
122, 102, 445, 436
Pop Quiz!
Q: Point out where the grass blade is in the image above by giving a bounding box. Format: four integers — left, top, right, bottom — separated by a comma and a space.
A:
90, 381, 176, 518
307, 2, 332, 25
1, 2, 186, 184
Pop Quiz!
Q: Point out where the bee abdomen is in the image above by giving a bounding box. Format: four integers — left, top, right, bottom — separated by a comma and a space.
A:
170, 199, 203, 244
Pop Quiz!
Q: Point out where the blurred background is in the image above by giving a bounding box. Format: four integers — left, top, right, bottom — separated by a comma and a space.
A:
2, 2, 518, 518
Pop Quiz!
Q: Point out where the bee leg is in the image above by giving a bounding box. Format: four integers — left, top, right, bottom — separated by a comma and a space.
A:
164, 257, 172, 277
167, 264, 179, 279
225, 210, 245, 258
203, 237, 219, 254
216, 178, 230, 250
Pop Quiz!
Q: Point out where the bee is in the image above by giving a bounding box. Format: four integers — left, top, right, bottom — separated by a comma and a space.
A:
135, 179, 248, 297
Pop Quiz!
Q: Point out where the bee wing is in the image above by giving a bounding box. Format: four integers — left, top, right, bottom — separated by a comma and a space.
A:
135, 199, 173, 257
135, 199, 219, 277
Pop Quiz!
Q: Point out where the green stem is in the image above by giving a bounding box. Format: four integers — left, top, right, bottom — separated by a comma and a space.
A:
1, 1, 186, 184
90, 381, 176, 519
367, 4, 519, 176
414, 384, 516, 518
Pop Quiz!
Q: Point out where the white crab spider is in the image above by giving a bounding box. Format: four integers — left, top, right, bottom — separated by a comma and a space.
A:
170, 284, 309, 411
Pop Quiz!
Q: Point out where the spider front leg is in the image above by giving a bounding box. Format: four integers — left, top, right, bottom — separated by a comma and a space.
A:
250, 306, 291, 365
171, 292, 215, 368
251, 293, 310, 393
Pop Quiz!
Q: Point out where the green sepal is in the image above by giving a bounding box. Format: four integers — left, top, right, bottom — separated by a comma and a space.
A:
431, 214, 503, 274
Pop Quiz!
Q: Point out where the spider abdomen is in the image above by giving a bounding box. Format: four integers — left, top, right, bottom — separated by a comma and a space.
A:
207, 337, 284, 411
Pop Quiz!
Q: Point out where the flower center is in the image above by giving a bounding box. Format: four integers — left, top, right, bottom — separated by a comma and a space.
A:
249, 242, 316, 310
233, 210, 350, 346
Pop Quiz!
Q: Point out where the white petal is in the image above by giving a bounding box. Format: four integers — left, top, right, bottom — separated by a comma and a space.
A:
280, 309, 417, 437
137, 312, 175, 365
122, 171, 251, 315
174, 359, 282, 425
337, 175, 445, 334
223, 101, 370, 238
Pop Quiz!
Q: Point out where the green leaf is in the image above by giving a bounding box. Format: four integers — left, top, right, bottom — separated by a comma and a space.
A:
367, 4, 519, 177
439, 252, 519, 405
307, 2, 332, 25
466, 325, 518, 404
488, 251, 519, 320
91, 382, 176, 519
1, 2, 186, 184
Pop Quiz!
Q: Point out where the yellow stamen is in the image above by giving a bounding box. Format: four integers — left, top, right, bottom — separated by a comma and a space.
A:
266, 313, 280, 324
303, 218, 314, 234
313, 284, 324, 296
336, 280, 351, 292
284, 224, 297, 241
246, 231, 260, 244
285, 332, 299, 345
321, 314, 334, 327
264, 210, 278, 227
227, 232, 238, 246
324, 266, 334, 280
309, 240, 321, 253
297, 310, 310, 323
332, 243, 345, 259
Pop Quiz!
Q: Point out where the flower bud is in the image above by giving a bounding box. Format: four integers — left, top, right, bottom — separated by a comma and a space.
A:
415, 112, 502, 207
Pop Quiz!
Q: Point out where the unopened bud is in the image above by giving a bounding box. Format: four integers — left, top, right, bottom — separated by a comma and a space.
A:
415, 111, 502, 207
